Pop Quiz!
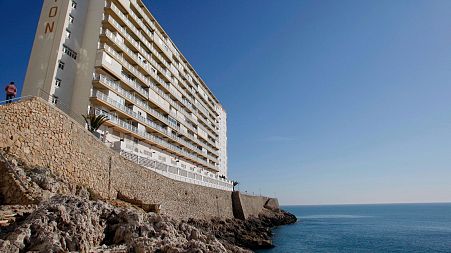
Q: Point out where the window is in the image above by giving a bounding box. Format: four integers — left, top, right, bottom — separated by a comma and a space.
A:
62, 45, 77, 60
69, 15, 74, 23
55, 78, 62, 87
121, 71, 135, 82
51, 95, 59, 104
137, 54, 147, 64
65, 30, 71, 39
58, 61, 65, 70
168, 116, 177, 126
71, 1, 77, 9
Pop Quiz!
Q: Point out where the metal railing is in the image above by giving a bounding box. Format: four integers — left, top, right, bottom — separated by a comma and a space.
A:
0, 94, 230, 191
0, 95, 32, 106
92, 107, 215, 169
1, 90, 85, 124
91, 90, 218, 163
101, 43, 218, 147
93, 74, 219, 156
128, 0, 221, 118
106, 5, 219, 130
119, 150, 233, 191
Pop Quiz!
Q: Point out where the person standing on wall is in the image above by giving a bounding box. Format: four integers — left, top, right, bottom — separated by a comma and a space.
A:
4, 82, 17, 103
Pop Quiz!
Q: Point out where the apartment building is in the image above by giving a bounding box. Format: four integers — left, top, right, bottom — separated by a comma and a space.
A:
23, 0, 230, 190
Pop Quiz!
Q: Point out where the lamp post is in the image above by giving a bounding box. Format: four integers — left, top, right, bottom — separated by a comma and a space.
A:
232, 181, 239, 192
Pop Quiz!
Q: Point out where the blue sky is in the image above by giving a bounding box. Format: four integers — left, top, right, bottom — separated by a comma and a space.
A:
1, 0, 451, 205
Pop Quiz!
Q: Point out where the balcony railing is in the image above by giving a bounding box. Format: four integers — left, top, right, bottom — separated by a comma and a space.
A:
128, 0, 220, 117
107, 3, 219, 125
100, 44, 218, 148
93, 74, 218, 158
119, 149, 232, 191
104, 18, 199, 116
91, 90, 218, 164
93, 74, 219, 156
92, 105, 216, 170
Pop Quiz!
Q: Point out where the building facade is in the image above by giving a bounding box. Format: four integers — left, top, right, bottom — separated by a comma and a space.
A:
23, 0, 230, 189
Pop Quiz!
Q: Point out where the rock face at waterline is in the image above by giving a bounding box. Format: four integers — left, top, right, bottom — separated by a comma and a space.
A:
0, 156, 296, 252
0, 195, 296, 252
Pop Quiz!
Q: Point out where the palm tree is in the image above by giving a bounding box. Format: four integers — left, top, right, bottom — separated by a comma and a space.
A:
83, 113, 109, 134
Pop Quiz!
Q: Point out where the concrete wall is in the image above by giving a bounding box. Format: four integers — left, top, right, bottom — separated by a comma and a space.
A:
0, 97, 276, 220
111, 156, 234, 219
232, 192, 276, 220
23, 0, 71, 98
23, 0, 105, 123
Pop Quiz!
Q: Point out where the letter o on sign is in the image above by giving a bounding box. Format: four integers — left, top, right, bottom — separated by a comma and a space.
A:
49, 6, 58, 18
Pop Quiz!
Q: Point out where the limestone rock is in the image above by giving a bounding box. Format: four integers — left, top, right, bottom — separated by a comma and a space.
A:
0, 196, 257, 252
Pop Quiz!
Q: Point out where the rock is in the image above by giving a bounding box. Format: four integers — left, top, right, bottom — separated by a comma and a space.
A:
264, 198, 279, 211
187, 208, 297, 251
0, 194, 296, 252
0, 154, 297, 252
190, 229, 199, 240
0, 239, 20, 253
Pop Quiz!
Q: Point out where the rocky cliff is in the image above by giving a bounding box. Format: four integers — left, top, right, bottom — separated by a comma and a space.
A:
0, 154, 297, 252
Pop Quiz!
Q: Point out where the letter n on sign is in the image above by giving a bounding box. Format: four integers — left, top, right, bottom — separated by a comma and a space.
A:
45, 22, 55, 34
45, 6, 58, 34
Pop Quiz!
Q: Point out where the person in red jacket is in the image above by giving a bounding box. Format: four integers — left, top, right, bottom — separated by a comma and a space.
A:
5, 82, 17, 103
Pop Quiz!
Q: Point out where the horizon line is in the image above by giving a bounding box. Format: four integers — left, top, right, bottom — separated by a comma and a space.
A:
281, 201, 451, 207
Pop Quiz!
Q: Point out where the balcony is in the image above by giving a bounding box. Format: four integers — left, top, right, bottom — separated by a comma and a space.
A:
93, 74, 219, 156
100, 44, 219, 148
104, 6, 219, 140
93, 107, 217, 171
104, 16, 199, 114
91, 90, 219, 164
116, 146, 232, 191
107, 3, 219, 125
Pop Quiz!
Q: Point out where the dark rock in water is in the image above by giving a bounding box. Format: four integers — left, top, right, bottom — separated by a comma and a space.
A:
188, 209, 297, 250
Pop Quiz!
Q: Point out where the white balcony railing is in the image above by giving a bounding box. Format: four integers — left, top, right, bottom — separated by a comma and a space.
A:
92, 90, 218, 164
118, 148, 233, 191
93, 74, 219, 156
92, 105, 216, 170
91, 83, 219, 162
100, 43, 218, 148
107, 4, 219, 127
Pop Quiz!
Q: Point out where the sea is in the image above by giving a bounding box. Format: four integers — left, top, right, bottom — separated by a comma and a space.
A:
257, 203, 451, 253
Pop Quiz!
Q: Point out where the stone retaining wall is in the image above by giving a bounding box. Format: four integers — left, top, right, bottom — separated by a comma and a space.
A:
0, 97, 276, 219
232, 192, 274, 219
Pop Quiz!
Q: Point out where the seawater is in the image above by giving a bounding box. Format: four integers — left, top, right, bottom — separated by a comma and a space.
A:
257, 203, 451, 253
